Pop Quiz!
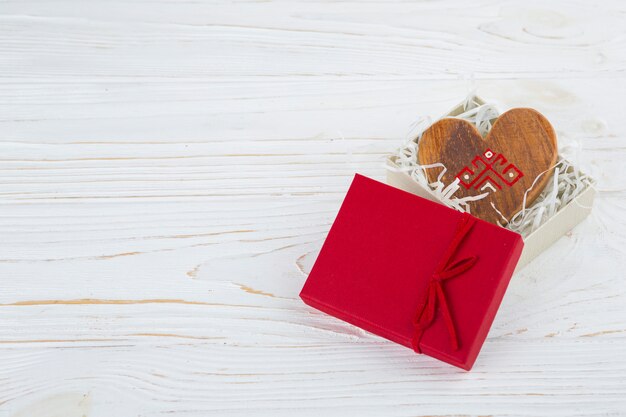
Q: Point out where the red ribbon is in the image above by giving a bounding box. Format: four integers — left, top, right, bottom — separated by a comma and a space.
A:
411, 212, 478, 354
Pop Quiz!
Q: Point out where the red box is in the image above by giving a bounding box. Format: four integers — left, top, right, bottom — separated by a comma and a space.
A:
300, 174, 523, 370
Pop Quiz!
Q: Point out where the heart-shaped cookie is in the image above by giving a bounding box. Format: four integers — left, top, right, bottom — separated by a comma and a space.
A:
417, 108, 558, 225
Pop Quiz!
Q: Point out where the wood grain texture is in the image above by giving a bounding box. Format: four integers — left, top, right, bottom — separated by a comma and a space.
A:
0, 0, 625, 416
418, 108, 558, 224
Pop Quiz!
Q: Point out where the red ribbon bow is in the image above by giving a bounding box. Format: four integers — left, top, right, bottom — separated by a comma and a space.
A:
411, 212, 478, 354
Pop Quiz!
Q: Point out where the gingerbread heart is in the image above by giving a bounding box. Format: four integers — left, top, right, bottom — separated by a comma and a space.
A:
417, 108, 558, 225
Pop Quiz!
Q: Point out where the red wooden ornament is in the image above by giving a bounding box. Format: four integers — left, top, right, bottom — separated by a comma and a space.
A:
417, 108, 558, 225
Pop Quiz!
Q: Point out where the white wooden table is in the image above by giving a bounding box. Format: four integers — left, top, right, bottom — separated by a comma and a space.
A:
1, 1, 625, 416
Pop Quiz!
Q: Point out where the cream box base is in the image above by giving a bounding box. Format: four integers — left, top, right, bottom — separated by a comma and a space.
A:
386, 97, 595, 272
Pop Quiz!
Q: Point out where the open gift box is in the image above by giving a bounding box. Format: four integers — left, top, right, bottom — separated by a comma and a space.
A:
300, 97, 596, 370
386, 96, 596, 271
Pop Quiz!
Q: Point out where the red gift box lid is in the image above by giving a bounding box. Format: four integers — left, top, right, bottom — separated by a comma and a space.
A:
300, 174, 523, 370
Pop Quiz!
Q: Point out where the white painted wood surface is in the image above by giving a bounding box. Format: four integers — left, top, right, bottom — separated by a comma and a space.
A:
1, 1, 625, 415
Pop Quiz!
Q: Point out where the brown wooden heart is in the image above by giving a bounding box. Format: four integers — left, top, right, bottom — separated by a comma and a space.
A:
417, 108, 558, 225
